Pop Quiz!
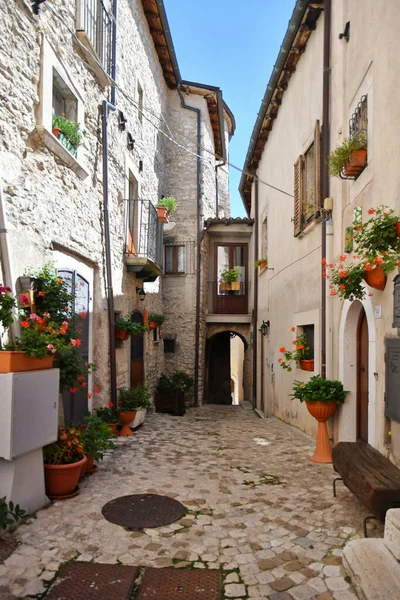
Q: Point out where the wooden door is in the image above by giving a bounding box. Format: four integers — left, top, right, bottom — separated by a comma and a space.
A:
357, 310, 369, 442
130, 310, 144, 387
214, 243, 248, 314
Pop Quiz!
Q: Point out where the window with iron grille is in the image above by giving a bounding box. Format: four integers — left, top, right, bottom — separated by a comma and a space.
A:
76, 0, 114, 82
165, 245, 185, 274
293, 120, 321, 236
349, 95, 367, 141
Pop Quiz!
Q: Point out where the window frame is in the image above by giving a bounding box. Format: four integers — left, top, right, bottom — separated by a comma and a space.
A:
293, 120, 321, 236
165, 244, 185, 275
76, 0, 114, 86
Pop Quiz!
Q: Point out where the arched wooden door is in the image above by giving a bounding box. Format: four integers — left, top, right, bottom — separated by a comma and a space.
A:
357, 309, 369, 442
131, 310, 144, 387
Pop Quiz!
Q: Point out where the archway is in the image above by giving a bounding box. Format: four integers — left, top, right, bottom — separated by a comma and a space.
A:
338, 288, 378, 448
204, 330, 247, 405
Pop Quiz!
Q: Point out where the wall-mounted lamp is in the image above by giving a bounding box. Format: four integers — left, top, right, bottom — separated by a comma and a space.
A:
118, 110, 127, 131
139, 160, 143, 172
259, 320, 270, 336
127, 133, 135, 151
136, 287, 146, 301
339, 21, 350, 42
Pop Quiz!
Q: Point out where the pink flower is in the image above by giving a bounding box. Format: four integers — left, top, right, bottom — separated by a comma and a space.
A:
29, 313, 39, 321
47, 343, 56, 355
43, 312, 51, 318
20, 295, 30, 306
71, 339, 81, 347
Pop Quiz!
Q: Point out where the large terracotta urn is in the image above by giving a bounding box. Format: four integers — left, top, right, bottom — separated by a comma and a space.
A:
306, 401, 337, 463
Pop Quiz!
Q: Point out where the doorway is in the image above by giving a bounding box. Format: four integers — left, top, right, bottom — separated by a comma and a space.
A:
130, 310, 144, 387
204, 331, 245, 405
357, 309, 369, 442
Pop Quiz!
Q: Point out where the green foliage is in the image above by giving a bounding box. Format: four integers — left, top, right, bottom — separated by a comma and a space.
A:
148, 312, 165, 326
170, 370, 194, 391
94, 405, 117, 424
43, 426, 85, 465
78, 414, 115, 461
254, 259, 267, 268
220, 267, 241, 283
278, 331, 311, 371
354, 206, 400, 256
157, 197, 177, 213
327, 134, 367, 178
118, 385, 152, 411
327, 259, 366, 301
28, 264, 73, 324
115, 315, 147, 335
52, 114, 86, 148
0, 285, 16, 349
291, 375, 347, 404
0, 497, 27, 531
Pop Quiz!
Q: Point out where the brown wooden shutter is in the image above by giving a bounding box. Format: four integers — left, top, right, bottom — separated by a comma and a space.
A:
294, 155, 304, 237
314, 120, 321, 211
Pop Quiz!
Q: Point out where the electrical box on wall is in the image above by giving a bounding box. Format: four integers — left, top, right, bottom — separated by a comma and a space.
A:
0, 370, 59, 460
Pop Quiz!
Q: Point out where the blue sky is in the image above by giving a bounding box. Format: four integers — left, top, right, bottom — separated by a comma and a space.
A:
163, 0, 295, 217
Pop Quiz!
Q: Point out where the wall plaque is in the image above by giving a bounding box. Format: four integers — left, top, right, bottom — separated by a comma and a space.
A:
393, 274, 400, 328
385, 338, 400, 423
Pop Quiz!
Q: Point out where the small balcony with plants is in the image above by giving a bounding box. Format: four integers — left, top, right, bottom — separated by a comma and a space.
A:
124, 200, 163, 281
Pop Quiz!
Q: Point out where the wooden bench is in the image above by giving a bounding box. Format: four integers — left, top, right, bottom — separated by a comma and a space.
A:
332, 440, 400, 536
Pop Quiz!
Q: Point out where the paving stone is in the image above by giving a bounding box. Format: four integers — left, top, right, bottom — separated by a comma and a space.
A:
268, 593, 293, 600
289, 583, 319, 600
270, 577, 294, 592
316, 594, 334, 600
224, 583, 247, 597
325, 577, 350, 592
225, 572, 239, 583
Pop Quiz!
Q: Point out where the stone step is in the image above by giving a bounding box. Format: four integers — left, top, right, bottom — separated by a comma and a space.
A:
343, 538, 400, 600
384, 508, 400, 561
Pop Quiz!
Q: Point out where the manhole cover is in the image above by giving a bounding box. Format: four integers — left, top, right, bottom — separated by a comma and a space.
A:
137, 568, 221, 600
45, 562, 138, 600
102, 494, 186, 530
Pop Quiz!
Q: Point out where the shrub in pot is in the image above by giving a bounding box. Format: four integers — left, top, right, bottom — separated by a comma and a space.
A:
155, 371, 192, 416
156, 197, 177, 223
78, 414, 116, 475
117, 385, 152, 436
291, 376, 347, 464
147, 312, 165, 330
43, 427, 86, 499
115, 315, 147, 340
94, 405, 119, 434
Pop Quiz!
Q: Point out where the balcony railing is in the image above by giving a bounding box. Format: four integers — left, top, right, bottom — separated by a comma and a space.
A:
124, 200, 163, 280
76, 0, 114, 80
207, 281, 250, 314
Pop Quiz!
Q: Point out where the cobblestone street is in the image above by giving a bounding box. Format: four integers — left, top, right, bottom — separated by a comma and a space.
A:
0, 407, 381, 599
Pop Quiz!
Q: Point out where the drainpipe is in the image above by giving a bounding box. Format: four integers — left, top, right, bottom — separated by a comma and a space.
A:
325, 217, 333, 379
321, 0, 331, 379
178, 85, 202, 407
102, 100, 117, 408
252, 178, 259, 409
110, 0, 118, 106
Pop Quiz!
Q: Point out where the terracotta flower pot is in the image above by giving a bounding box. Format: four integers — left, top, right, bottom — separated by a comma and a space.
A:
45, 455, 87, 499
118, 411, 136, 436
149, 321, 157, 330
395, 222, 400, 238
86, 453, 96, 473
343, 149, 367, 177
0, 352, 54, 374
107, 423, 118, 435
52, 127, 62, 139
363, 267, 386, 291
156, 206, 169, 223
299, 359, 314, 372
259, 261, 267, 270
306, 401, 337, 463
115, 327, 129, 341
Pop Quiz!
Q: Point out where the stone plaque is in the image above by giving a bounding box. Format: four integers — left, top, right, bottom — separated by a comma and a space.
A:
385, 338, 400, 423
393, 274, 400, 328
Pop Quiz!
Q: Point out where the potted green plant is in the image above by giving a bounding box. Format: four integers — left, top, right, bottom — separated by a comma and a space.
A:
52, 114, 86, 158
354, 206, 400, 255
220, 266, 241, 291
254, 259, 267, 270
115, 315, 146, 340
327, 133, 367, 179
78, 414, 115, 476
291, 376, 347, 463
156, 197, 177, 223
117, 385, 152, 436
43, 426, 87, 499
278, 329, 313, 371
94, 404, 119, 434
148, 312, 165, 330
155, 372, 188, 416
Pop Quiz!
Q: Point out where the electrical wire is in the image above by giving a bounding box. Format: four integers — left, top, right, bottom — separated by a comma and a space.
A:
41, 1, 294, 199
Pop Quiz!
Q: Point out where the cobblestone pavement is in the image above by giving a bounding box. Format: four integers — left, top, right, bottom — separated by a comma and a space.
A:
0, 406, 382, 599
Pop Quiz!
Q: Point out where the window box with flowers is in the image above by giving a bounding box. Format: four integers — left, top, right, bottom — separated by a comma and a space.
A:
278, 328, 314, 372
52, 114, 86, 159
220, 267, 241, 292
328, 134, 367, 180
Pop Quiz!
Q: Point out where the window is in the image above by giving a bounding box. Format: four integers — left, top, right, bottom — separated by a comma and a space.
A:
301, 324, 315, 360
349, 95, 367, 141
76, 0, 114, 85
165, 245, 185, 274
138, 82, 143, 124
293, 121, 321, 236
164, 339, 175, 353
52, 69, 77, 122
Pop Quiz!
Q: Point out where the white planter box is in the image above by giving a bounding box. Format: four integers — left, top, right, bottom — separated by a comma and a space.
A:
0, 369, 59, 460
130, 409, 146, 429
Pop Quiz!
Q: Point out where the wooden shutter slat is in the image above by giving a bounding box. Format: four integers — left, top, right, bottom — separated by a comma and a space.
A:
294, 155, 304, 237
314, 120, 321, 210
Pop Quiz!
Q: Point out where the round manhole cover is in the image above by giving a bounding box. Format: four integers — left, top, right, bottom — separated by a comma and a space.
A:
101, 494, 186, 530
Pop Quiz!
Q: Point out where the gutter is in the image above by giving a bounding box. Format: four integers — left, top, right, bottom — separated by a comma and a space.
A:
154, 0, 182, 84
252, 179, 259, 409
177, 84, 202, 407
238, 0, 310, 213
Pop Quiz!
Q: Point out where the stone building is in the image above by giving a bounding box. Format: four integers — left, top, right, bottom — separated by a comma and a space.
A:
240, 0, 400, 463
0, 0, 235, 419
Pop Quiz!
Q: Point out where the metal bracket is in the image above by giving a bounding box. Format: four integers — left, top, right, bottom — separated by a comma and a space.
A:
333, 477, 343, 497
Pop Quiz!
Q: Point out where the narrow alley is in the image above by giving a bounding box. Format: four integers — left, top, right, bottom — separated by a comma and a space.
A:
0, 407, 373, 599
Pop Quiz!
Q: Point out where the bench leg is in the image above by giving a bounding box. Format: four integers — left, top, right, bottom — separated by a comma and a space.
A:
363, 516, 380, 538
333, 477, 343, 498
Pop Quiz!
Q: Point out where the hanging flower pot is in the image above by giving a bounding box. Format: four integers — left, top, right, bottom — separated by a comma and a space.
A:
343, 149, 367, 177
0, 352, 54, 374
306, 401, 337, 463
299, 359, 314, 372
363, 266, 386, 291
156, 206, 169, 223
260, 260, 267, 270
149, 321, 157, 330
115, 327, 129, 341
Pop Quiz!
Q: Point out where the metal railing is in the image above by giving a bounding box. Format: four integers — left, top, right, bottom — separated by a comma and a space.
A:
77, 0, 114, 76
124, 200, 163, 269
207, 281, 250, 314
